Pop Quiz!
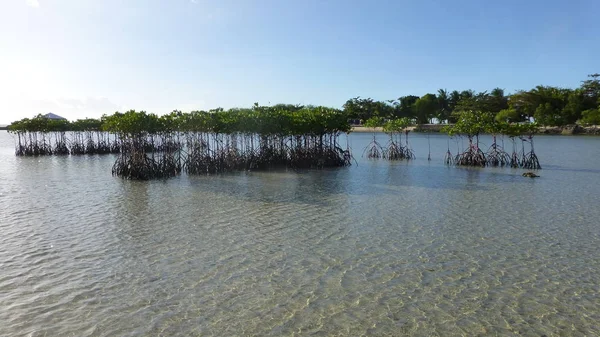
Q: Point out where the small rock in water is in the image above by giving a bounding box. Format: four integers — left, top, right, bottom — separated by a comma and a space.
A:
522, 172, 539, 178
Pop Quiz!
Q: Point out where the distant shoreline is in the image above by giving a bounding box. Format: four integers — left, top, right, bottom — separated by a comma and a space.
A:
2, 124, 598, 135
351, 124, 600, 135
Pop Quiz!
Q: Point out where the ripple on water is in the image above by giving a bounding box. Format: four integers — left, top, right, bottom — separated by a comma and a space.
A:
1, 132, 600, 336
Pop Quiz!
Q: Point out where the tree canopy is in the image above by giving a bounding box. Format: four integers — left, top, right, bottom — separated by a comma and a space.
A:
9, 74, 599, 131
342, 74, 599, 127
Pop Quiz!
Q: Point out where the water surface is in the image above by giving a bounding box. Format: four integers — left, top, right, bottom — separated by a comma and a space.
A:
1, 131, 600, 336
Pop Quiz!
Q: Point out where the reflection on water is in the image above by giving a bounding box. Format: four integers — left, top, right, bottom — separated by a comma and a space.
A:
1, 131, 600, 336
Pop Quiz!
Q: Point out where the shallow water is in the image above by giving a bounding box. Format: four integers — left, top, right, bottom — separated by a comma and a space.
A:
1, 130, 600, 336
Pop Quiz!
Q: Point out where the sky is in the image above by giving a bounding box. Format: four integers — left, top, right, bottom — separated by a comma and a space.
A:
1, 0, 599, 124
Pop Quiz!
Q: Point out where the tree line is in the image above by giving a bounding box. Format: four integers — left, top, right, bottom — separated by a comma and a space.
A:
343, 74, 600, 126
8, 105, 353, 178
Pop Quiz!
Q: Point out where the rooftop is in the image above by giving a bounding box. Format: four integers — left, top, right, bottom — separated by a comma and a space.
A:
43, 113, 67, 120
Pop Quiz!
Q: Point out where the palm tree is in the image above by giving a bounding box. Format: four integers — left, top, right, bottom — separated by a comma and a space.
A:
490, 87, 508, 113
448, 90, 461, 123
437, 89, 450, 123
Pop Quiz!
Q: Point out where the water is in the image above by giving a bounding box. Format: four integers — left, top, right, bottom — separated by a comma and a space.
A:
1, 130, 600, 336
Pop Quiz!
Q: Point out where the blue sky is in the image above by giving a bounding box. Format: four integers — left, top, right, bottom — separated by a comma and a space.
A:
1, 0, 598, 124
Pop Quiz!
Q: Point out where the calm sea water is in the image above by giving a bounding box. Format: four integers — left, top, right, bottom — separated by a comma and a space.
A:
1, 130, 600, 336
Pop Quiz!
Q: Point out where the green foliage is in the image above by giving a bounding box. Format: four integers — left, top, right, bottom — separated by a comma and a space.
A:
396, 95, 419, 119
495, 108, 522, 123
563, 90, 586, 123
98, 106, 350, 137
528, 86, 572, 126
382, 117, 413, 133
160, 110, 184, 132
8, 114, 71, 133
363, 116, 385, 128
436, 89, 450, 123
581, 73, 600, 101
8, 73, 600, 136
443, 110, 494, 138
72, 118, 102, 131
502, 122, 539, 137
101, 110, 161, 137
489, 88, 509, 113
414, 93, 438, 124
510, 84, 598, 126
534, 103, 560, 126
342, 97, 394, 121
581, 107, 600, 126
507, 90, 537, 120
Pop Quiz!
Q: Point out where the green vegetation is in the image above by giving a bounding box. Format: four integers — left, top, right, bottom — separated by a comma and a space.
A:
9, 105, 353, 179
441, 95, 541, 169
381, 117, 415, 160
343, 74, 600, 127
101, 110, 182, 179
8, 114, 118, 156
12, 74, 598, 178
342, 73, 599, 169
359, 116, 417, 161
362, 117, 385, 159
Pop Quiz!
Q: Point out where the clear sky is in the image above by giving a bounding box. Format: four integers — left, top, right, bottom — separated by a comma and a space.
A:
1, 0, 598, 124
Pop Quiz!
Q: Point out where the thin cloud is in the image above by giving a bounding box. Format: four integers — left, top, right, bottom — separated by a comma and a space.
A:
26, 0, 40, 8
